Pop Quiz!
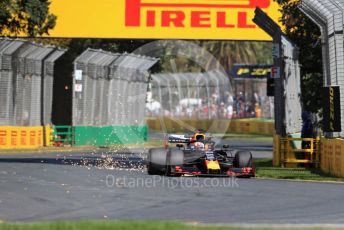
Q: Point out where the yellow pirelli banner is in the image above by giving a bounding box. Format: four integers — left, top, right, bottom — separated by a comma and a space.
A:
48, 0, 281, 40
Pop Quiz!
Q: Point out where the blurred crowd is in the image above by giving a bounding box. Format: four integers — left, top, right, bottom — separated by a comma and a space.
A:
146, 91, 273, 119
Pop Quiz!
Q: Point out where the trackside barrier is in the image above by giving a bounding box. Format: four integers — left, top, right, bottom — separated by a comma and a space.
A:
273, 135, 281, 167
73, 125, 148, 146
53, 126, 73, 146
0, 126, 44, 149
320, 138, 344, 177
146, 118, 275, 136
44, 126, 54, 147
273, 135, 320, 167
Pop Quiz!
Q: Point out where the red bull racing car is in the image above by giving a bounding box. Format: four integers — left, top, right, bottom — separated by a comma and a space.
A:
147, 132, 255, 177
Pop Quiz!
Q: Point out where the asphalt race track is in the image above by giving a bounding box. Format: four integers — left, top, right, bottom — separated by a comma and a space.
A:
0, 144, 344, 225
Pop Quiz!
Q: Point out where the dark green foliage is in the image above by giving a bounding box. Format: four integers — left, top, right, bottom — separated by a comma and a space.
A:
302, 73, 323, 115
0, 0, 56, 36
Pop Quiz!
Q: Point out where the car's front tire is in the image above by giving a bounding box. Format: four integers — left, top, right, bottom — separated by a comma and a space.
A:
166, 149, 184, 176
234, 151, 253, 168
147, 148, 167, 175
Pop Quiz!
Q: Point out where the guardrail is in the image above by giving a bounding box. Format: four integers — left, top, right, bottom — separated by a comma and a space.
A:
53, 126, 73, 146
274, 135, 320, 167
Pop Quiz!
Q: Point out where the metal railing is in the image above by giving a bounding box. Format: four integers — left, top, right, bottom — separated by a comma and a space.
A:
280, 137, 320, 167
53, 126, 73, 146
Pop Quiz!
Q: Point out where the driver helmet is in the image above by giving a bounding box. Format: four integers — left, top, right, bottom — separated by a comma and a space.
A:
194, 141, 205, 150
191, 133, 205, 142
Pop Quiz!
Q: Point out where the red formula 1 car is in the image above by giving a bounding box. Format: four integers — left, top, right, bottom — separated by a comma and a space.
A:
147, 132, 255, 177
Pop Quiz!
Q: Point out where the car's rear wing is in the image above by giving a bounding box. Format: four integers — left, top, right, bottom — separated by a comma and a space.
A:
168, 134, 191, 143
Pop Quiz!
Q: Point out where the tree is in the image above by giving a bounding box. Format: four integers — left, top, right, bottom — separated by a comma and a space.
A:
0, 0, 56, 37
150, 40, 272, 73
276, 0, 323, 114
201, 41, 272, 70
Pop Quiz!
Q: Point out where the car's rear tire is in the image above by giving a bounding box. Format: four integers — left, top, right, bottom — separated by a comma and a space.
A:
147, 148, 167, 175
234, 151, 253, 168
166, 149, 184, 176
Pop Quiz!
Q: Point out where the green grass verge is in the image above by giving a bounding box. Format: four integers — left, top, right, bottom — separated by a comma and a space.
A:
108, 134, 273, 151
108, 139, 164, 150
0, 147, 98, 155
212, 133, 272, 143
0, 134, 272, 154
255, 159, 344, 182
0, 140, 164, 154
0, 221, 336, 230
162, 132, 273, 142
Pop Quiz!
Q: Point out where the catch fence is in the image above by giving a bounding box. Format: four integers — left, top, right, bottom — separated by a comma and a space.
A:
0, 38, 65, 126
73, 49, 158, 127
